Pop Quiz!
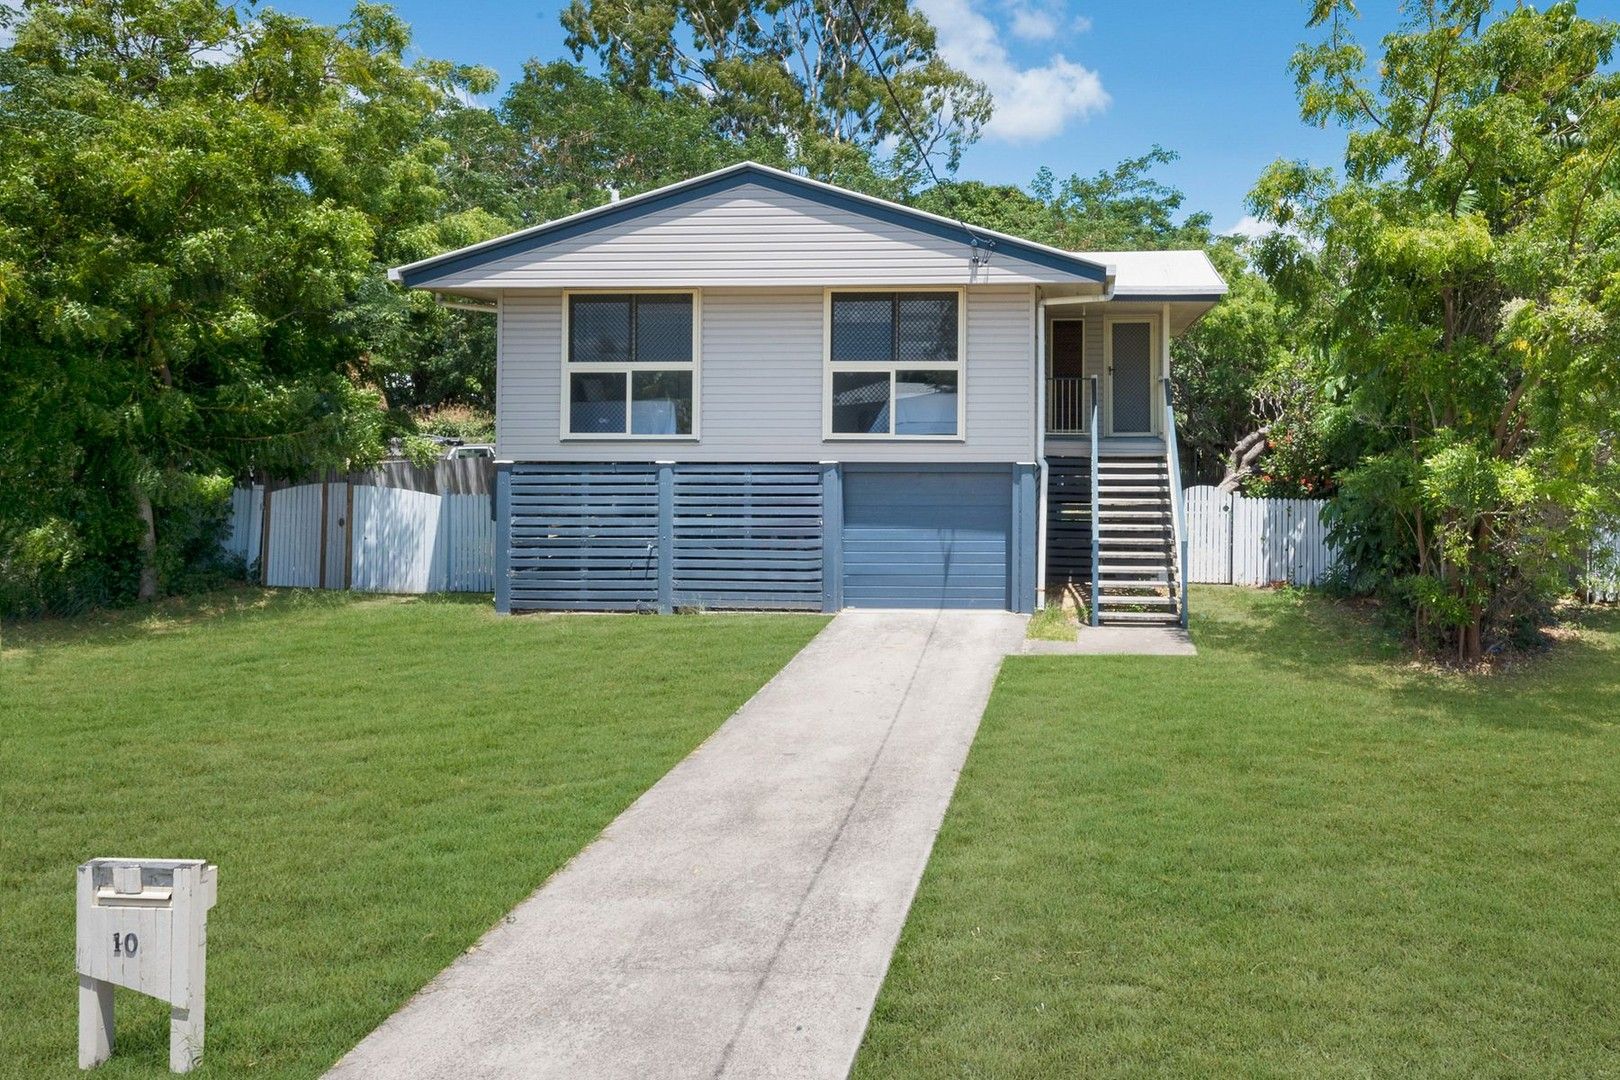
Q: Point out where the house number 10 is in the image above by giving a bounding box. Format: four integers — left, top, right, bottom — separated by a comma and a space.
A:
112, 931, 138, 957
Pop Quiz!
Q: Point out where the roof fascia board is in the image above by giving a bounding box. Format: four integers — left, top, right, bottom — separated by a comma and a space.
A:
1109, 291, 1227, 302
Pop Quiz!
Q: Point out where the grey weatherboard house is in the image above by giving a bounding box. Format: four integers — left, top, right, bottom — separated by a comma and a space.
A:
389, 162, 1226, 624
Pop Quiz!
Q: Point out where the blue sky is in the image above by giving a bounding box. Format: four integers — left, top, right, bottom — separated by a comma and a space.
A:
265, 1, 1620, 234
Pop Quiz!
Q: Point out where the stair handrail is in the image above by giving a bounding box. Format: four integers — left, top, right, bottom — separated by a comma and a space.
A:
1161, 376, 1189, 628
1089, 374, 1101, 627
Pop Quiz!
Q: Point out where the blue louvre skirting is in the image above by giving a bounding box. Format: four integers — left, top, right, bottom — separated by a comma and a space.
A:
504, 462, 824, 612
672, 464, 825, 610
1045, 457, 1093, 585
507, 463, 661, 611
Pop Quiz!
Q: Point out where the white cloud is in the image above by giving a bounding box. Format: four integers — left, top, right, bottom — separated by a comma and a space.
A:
1008, 3, 1059, 41
919, 0, 1109, 144
1225, 215, 1278, 240
1005, 2, 1093, 42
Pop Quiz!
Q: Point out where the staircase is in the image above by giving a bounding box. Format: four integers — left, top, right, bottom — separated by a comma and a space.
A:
1092, 454, 1182, 625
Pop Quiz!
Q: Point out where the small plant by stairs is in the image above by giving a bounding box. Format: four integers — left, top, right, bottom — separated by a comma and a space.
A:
1093, 454, 1181, 626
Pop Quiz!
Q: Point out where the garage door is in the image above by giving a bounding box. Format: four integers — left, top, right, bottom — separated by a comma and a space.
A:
842, 467, 1011, 609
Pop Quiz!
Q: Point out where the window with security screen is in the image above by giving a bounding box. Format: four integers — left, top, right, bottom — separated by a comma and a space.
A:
828, 291, 962, 438
565, 294, 695, 437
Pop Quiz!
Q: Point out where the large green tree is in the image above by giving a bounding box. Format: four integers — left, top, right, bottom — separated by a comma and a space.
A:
0, 0, 491, 611
914, 146, 1213, 251
1252, 0, 1620, 660
496, 59, 789, 221
559, 0, 989, 193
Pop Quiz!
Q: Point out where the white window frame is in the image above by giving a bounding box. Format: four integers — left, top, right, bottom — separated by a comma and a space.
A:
1103, 315, 1160, 437
821, 286, 967, 442
560, 288, 702, 441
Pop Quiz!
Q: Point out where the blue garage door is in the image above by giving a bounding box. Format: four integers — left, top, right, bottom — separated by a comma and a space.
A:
842, 467, 1011, 609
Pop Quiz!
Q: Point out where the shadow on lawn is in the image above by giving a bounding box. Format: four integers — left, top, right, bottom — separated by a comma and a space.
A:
1, 586, 493, 658
1191, 588, 1620, 738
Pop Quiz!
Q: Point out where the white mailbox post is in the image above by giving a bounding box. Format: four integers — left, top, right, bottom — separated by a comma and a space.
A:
76, 858, 217, 1072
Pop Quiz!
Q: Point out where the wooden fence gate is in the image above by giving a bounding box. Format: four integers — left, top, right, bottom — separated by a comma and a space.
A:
1183, 486, 1336, 586
224, 461, 496, 594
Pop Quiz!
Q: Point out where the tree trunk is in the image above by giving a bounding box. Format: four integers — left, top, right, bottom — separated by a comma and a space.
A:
1462, 615, 1483, 664
134, 482, 159, 601
1217, 427, 1271, 494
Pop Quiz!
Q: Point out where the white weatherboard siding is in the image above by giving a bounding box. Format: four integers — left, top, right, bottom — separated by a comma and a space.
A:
428, 184, 1096, 289
497, 286, 1037, 463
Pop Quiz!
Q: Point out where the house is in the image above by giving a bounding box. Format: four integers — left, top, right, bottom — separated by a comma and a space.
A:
388, 162, 1225, 624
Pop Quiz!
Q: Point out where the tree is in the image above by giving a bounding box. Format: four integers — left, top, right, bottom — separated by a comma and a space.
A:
1252, 0, 1620, 660
0, 0, 492, 612
914, 147, 1214, 251
559, 0, 990, 193
497, 59, 789, 221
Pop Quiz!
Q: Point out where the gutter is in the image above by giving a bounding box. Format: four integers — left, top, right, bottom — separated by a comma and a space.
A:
1034, 277, 1115, 609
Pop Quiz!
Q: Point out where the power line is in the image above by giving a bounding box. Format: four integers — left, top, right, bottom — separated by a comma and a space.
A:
843, 0, 944, 189
841, 0, 995, 263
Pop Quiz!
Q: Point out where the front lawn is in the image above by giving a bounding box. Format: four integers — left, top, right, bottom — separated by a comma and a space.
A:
0, 590, 824, 1078
857, 587, 1620, 1078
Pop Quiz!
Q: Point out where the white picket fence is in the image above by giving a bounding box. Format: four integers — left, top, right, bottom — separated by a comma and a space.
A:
224, 482, 495, 594
1183, 485, 1337, 586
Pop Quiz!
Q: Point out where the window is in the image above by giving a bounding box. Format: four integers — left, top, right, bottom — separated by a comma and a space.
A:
564, 293, 697, 437
827, 291, 962, 438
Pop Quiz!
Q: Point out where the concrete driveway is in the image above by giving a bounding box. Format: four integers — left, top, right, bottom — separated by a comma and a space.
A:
325, 609, 1025, 1080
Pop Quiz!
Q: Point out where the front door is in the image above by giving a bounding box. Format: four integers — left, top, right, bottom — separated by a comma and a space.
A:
1107, 320, 1156, 435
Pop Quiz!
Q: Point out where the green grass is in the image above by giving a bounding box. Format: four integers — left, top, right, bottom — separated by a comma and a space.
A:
857, 587, 1620, 1079
0, 589, 825, 1079
1025, 603, 1077, 642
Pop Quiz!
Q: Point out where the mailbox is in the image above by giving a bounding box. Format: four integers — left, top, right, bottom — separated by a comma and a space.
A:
76, 858, 217, 1073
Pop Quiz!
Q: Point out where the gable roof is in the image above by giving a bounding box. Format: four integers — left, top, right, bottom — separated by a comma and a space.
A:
389, 161, 1114, 290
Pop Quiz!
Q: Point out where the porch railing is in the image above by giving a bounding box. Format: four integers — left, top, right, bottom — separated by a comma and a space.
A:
1162, 376, 1190, 628
1047, 377, 1091, 434
1088, 375, 1101, 627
